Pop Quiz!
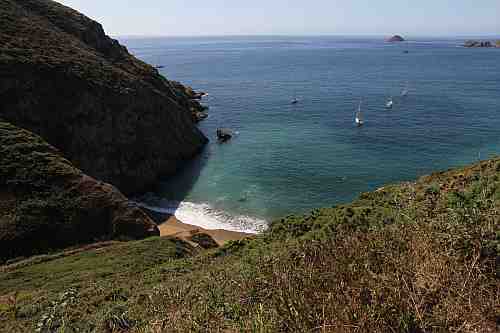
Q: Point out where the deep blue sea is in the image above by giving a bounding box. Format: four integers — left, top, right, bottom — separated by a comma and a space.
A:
120, 36, 500, 232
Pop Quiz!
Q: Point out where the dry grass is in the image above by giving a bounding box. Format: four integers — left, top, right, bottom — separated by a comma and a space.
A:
1, 157, 499, 332
144, 221, 497, 332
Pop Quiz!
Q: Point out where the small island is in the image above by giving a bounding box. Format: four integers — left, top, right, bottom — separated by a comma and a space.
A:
463, 40, 499, 48
386, 35, 405, 42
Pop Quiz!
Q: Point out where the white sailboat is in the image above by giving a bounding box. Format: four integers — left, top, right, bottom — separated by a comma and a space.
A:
291, 89, 299, 104
401, 82, 409, 97
385, 97, 394, 109
355, 101, 364, 126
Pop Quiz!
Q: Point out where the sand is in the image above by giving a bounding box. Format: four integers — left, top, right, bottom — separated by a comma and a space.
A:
158, 216, 253, 246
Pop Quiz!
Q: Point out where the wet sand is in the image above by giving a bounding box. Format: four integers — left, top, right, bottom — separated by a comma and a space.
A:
158, 215, 253, 246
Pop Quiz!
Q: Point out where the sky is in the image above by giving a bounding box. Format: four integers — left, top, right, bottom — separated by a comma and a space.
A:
57, 0, 500, 37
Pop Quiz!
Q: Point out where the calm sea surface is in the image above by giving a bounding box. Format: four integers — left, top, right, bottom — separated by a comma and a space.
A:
120, 36, 500, 232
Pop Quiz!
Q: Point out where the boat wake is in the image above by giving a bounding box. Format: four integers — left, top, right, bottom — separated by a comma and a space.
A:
135, 198, 268, 234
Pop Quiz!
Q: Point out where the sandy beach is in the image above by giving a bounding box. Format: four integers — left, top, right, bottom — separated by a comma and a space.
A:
158, 215, 253, 246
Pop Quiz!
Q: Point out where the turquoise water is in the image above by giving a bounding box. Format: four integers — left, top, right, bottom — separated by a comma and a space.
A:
122, 36, 500, 231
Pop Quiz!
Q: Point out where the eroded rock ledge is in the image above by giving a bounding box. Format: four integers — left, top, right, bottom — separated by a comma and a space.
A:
0, 0, 208, 194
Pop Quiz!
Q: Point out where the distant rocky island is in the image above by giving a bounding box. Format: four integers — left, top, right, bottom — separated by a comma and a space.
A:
386, 35, 405, 42
464, 40, 500, 48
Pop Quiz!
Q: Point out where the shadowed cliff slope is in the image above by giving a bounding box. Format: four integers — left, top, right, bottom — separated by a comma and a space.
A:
0, 120, 159, 262
0, 0, 208, 194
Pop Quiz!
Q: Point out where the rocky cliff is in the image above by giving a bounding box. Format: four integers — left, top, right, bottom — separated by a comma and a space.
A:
0, 120, 159, 262
0, 0, 208, 194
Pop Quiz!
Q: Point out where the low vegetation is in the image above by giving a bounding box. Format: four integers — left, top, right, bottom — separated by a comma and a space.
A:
0, 120, 158, 262
1, 158, 499, 332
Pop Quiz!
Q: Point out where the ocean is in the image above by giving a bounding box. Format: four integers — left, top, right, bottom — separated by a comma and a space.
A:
120, 36, 500, 232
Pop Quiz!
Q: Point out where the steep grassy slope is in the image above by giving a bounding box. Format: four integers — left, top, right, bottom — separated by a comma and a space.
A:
0, 237, 195, 332
1, 158, 498, 332
0, 120, 159, 262
0, 0, 208, 194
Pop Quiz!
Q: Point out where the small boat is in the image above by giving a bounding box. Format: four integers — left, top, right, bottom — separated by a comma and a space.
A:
291, 89, 299, 104
401, 82, 409, 97
355, 101, 364, 126
385, 97, 394, 109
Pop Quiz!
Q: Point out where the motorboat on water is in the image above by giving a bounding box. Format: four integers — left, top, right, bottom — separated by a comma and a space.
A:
385, 97, 394, 109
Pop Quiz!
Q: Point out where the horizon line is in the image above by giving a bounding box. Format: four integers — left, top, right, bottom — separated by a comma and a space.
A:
113, 33, 500, 39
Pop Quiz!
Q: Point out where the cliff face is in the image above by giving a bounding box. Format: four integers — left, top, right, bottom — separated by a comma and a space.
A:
0, 0, 208, 194
0, 120, 159, 262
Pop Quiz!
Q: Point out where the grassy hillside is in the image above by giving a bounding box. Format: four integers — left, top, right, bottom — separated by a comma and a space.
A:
1, 158, 498, 332
0, 120, 159, 262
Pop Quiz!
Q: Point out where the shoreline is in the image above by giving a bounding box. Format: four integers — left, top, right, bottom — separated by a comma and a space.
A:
138, 201, 267, 233
140, 204, 254, 245
158, 215, 253, 246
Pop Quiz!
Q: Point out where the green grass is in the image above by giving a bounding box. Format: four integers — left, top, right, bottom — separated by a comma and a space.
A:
0, 237, 196, 332
1, 158, 499, 332
0, 120, 159, 262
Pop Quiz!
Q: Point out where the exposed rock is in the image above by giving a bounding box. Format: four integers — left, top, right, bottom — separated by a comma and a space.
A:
171, 81, 209, 121
386, 35, 405, 42
194, 111, 209, 122
188, 232, 219, 249
217, 128, 233, 142
464, 40, 493, 48
171, 81, 207, 100
0, 120, 159, 262
0, 0, 208, 194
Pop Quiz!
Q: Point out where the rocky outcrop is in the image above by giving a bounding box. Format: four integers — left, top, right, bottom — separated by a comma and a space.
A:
386, 35, 405, 42
217, 128, 233, 142
170, 81, 209, 122
0, 0, 208, 194
464, 40, 494, 48
0, 120, 159, 262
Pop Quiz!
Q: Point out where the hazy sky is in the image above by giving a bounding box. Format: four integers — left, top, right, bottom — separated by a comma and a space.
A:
57, 0, 499, 37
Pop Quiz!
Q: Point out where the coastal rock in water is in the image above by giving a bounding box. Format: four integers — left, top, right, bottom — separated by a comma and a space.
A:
0, 120, 159, 262
217, 128, 233, 142
464, 40, 493, 48
194, 111, 209, 122
171, 81, 210, 121
386, 35, 405, 42
0, 0, 208, 194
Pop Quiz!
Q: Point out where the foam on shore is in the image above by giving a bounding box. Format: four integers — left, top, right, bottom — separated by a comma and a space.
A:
136, 200, 267, 234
